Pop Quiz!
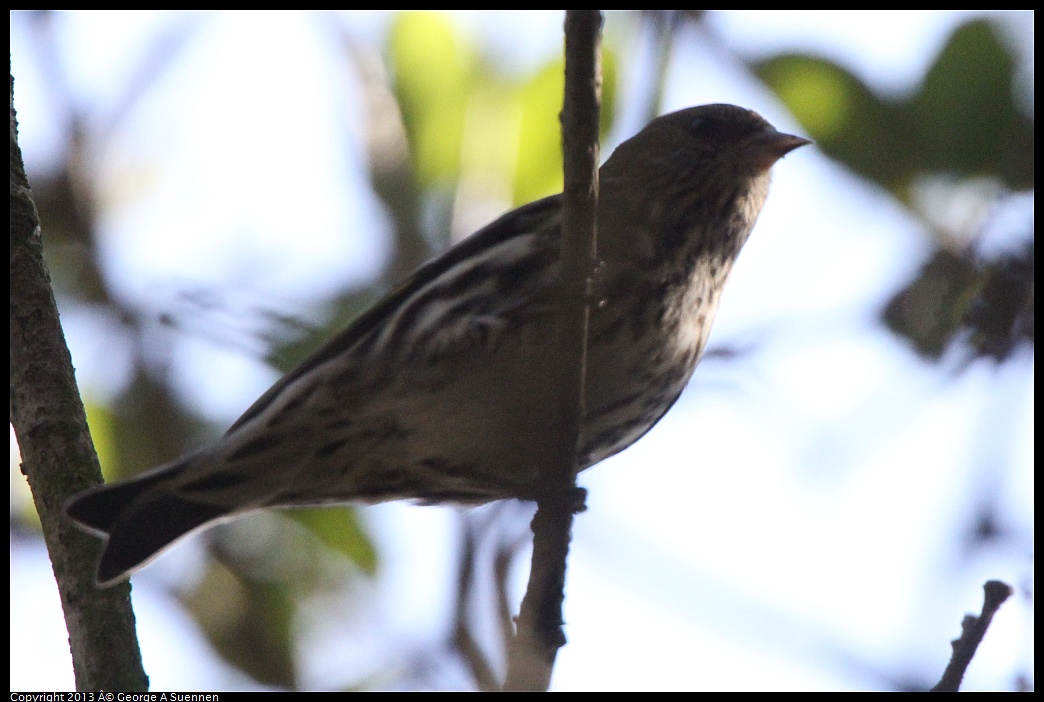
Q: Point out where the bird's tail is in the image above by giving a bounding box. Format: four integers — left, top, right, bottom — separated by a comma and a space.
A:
65, 457, 233, 587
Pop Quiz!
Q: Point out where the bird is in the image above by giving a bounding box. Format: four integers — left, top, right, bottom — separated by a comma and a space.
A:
66, 103, 810, 586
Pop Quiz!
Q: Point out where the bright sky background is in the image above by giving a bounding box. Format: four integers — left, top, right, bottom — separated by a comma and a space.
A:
11, 10, 1033, 692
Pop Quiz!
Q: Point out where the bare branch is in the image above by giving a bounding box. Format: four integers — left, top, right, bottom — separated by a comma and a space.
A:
10, 65, 148, 692
931, 580, 1013, 692
504, 10, 602, 692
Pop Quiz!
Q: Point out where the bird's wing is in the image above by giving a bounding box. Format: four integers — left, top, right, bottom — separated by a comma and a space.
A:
227, 195, 562, 434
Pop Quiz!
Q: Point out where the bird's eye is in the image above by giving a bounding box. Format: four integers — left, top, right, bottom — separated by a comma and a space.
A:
690, 117, 708, 133
691, 114, 754, 143
690, 116, 721, 138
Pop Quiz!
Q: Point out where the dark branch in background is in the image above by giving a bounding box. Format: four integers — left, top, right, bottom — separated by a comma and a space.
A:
10, 66, 148, 691
452, 521, 499, 691
503, 10, 602, 692
931, 580, 1013, 692
452, 506, 534, 690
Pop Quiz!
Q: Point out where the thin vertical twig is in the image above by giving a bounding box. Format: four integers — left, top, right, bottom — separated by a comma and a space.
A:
503, 10, 602, 692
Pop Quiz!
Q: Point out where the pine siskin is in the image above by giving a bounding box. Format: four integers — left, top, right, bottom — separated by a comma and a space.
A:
66, 104, 809, 586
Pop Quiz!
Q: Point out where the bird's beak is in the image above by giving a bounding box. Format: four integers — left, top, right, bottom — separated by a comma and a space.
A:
753, 130, 812, 172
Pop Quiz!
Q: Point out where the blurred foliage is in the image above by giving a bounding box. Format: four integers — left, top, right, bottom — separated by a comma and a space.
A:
13, 9, 1032, 691
755, 16, 1033, 364
182, 560, 297, 687
16, 9, 623, 690
755, 19, 1033, 196
389, 12, 474, 187
290, 506, 378, 575
387, 10, 617, 206
882, 238, 1034, 362
179, 509, 375, 688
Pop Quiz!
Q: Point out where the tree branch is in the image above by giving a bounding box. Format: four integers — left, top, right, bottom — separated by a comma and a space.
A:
503, 10, 602, 692
931, 580, 1013, 692
10, 65, 148, 692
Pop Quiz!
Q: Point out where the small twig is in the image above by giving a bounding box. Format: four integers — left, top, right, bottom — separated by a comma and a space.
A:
931, 580, 1013, 692
451, 521, 499, 691
503, 10, 602, 692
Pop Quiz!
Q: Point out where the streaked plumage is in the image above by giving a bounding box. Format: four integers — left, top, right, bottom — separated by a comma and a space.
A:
66, 104, 809, 585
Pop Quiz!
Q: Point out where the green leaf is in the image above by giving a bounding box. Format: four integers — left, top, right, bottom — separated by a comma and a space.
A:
512, 49, 617, 205
388, 11, 476, 186
755, 53, 911, 192
756, 18, 1032, 197
184, 564, 297, 688
290, 506, 378, 575
912, 19, 1033, 187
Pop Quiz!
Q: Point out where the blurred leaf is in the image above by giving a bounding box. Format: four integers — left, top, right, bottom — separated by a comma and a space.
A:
112, 366, 211, 482
756, 18, 1032, 199
184, 563, 297, 688
388, 11, 476, 186
290, 506, 378, 575
82, 399, 117, 480
513, 59, 571, 204
882, 240, 1034, 362
513, 50, 617, 205
757, 16, 1033, 367
180, 506, 378, 688
964, 240, 1034, 362
755, 53, 912, 192
882, 248, 980, 359
387, 11, 618, 209
911, 19, 1033, 188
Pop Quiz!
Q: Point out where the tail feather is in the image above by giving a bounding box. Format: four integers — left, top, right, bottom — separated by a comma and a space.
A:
65, 462, 233, 586
65, 468, 177, 535
97, 492, 229, 586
